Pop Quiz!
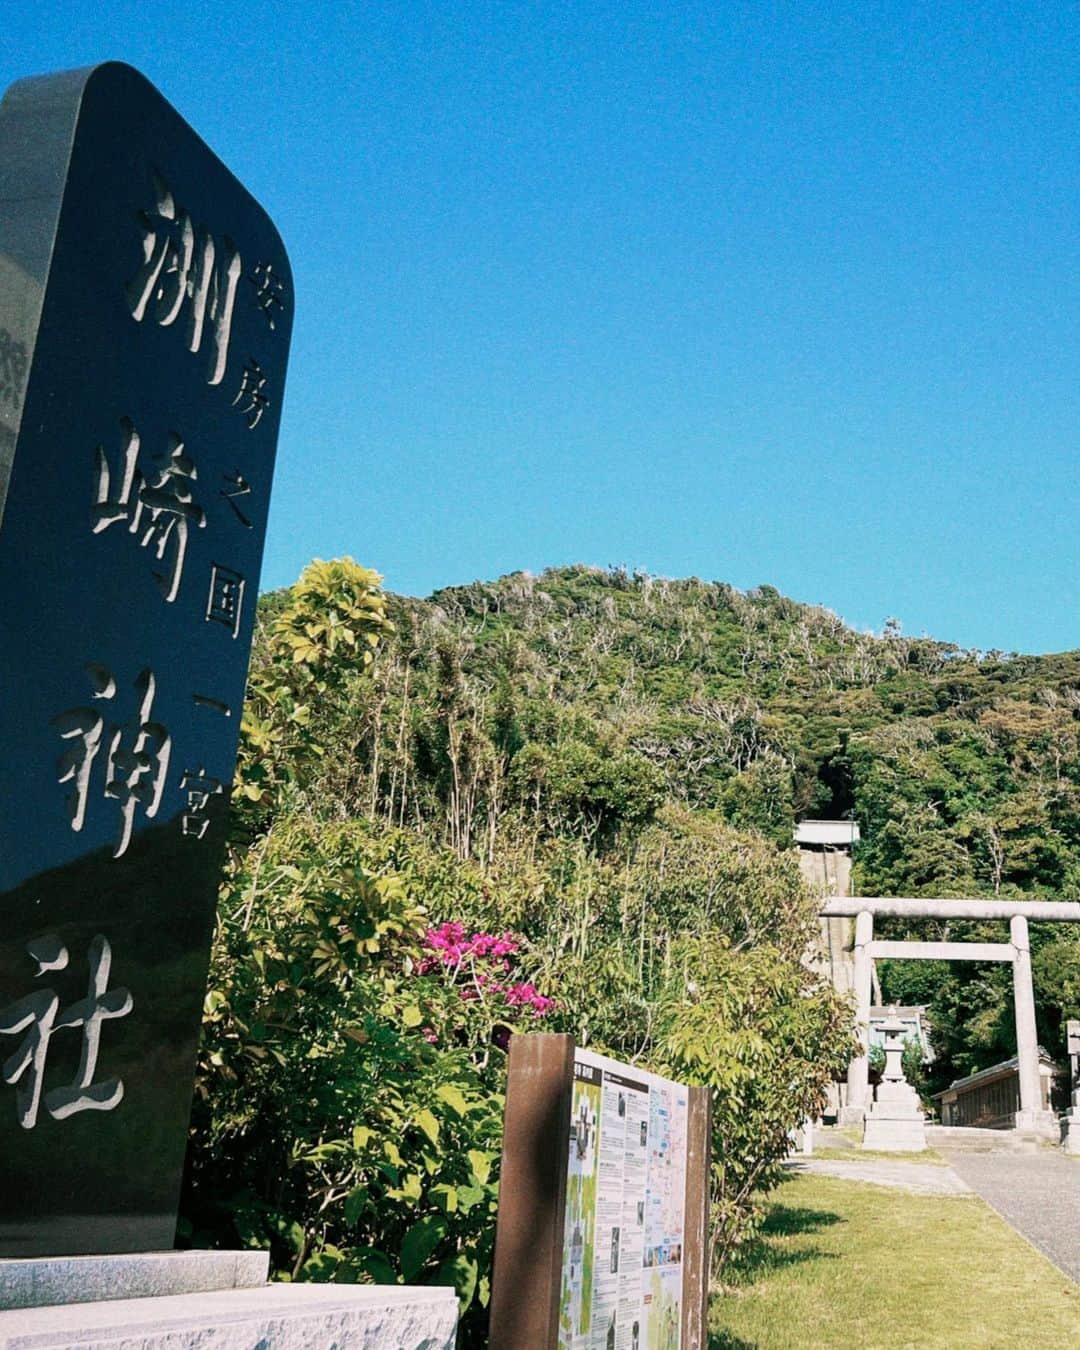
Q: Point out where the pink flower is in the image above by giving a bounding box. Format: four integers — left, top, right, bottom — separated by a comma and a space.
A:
414, 920, 553, 1019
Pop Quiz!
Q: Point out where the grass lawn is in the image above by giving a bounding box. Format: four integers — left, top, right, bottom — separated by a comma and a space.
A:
799, 1144, 950, 1166
709, 1172, 1079, 1349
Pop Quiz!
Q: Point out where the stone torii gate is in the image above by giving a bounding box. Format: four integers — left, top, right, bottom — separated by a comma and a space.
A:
822, 896, 1080, 1131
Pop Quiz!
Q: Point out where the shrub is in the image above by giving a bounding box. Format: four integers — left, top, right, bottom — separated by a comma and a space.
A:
183, 557, 856, 1336
660, 941, 854, 1276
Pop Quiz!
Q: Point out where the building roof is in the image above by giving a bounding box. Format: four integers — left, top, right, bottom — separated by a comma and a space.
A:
868, 1005, 934, 1060
794, 820, 861, 847
932, 1047, 1057, 1100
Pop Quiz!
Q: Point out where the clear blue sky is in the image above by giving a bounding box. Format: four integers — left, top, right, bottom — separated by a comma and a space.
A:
3, 4, 1077, 652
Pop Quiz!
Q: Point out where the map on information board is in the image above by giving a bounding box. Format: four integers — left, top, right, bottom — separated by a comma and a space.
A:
558, 1049, 689, 1350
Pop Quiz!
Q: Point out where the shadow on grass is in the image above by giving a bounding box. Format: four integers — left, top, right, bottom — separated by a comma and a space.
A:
710, 1332, 760, 1348
760, 1202, 844, 1240
720, 1200, 845, 1290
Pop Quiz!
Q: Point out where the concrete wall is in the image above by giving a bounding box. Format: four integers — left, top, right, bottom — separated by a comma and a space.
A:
800, 846, 855, 996
800, 845, 854, 1118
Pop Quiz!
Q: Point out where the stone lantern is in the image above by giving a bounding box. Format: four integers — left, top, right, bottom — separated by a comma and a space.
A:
1062, 1019, 1080, 1155
862, 1009, 926, 1152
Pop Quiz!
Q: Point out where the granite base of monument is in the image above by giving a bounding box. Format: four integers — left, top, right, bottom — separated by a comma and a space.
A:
1058, 1110, 1080, 1154
862, 1109, 927, 1152
0, 1250, 269, 1310
0, 1270, 457, 1349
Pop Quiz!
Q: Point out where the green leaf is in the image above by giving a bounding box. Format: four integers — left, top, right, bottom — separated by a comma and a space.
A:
344, 1186, 367, 1227
430, 1183, 458, 1214
428, 1254, 479, 1311
352, 1125, 372, 1151
414, 1108, 439, 1145
297, 1244, 342, 1282
434, 1083, 469, 1115
467, 1149, 493, 1186
402, 1004, 424, 1028
299, 1140, 346, 1164
350, 1246, 397, 1285
399, 1214, 447, 1282
456, 1183, 485, 1213
267, 1214, 306, 1257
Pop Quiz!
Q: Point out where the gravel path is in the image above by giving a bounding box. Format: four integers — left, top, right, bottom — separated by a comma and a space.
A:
936, 1146, 1080, 1283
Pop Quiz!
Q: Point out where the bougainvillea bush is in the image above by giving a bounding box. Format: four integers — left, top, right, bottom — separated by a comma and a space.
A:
418, 921, 555, 1046
185, 817, 549, 1340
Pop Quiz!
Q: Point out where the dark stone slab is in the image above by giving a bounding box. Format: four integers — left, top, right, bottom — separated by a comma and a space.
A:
0, 63, 292, 1257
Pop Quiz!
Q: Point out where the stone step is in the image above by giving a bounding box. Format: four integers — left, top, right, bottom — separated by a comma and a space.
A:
0, 1284, 458, 1349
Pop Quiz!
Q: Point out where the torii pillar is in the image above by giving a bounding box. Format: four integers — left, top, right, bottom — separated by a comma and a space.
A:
1010, 915, 1052, 1131
839, 909, 874, 1125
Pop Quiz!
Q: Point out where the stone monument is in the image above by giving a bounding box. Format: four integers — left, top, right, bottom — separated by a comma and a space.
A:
862, 1011, 926, 1153
0, 59, 292, 1260
0, 63, 456, 1345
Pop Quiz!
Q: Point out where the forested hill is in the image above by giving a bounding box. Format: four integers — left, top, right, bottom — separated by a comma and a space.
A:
254, 561, 1080, 1089
372, 565, 1080, 901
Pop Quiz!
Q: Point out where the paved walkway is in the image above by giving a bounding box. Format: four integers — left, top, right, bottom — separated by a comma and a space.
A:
793, 1127, 1080, 1283
787, 1157, 972, 1195
936, 1144, 1080, 1284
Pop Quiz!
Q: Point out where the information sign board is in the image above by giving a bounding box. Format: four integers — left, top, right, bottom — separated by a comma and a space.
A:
490, 1034, 710, 1350
561, 1049, 689, 1349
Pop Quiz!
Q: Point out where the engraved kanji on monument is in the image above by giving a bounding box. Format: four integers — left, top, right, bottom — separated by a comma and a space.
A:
0, 64, 292, 1256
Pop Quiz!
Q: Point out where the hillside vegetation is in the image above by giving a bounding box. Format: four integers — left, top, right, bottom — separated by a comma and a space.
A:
364, 564, 1080, 877
301, 562, 1080, 1085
